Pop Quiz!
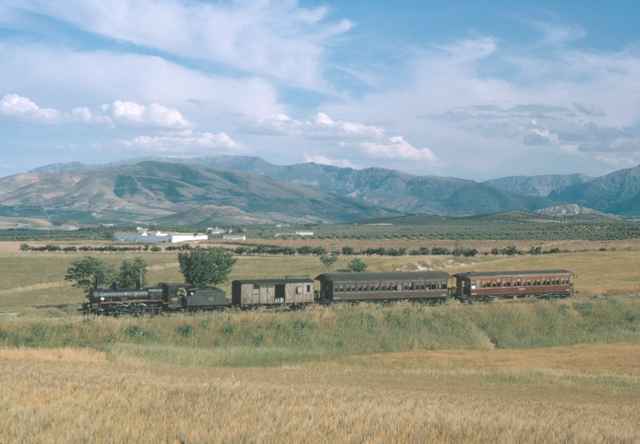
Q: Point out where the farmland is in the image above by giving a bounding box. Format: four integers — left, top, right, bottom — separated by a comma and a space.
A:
1, 243, 639, 311
0, 241, 639, 443
1, 305, 640, 442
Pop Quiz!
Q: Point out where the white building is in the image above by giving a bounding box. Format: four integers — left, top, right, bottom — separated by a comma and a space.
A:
222, 234, 247, 241
169, 234, 209, 243
114, 229, 209, 244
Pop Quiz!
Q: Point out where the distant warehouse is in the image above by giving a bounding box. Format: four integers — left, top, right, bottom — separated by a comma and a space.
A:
114, 229, 208, 244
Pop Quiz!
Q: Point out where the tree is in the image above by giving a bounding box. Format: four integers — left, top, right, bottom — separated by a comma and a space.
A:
178, 248, 236, 287
64, 257, 115, 293
348, 257, 368, 273
117, 257, 148, 289
319, 253, 338, 271
341, 246, 354, 255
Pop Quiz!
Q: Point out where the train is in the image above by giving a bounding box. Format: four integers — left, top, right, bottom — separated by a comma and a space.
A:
83, 269, 574, 316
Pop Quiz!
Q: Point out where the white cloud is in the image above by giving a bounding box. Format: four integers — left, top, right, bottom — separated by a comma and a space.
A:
70, 107, 112, 125
256, 112, 386, 140
104, 100, 191, 129
13, 0, 352, 90
320, 31, 640, 176
0, 93, 192, 129
0, 42, 283, 121
360, 136, 437, 162
0, 93, 60, 122
255, 111, 437, 165
303, 154, 357, 169
121, 130, 239, 153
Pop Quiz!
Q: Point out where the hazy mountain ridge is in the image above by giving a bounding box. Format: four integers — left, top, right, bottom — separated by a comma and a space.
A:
485, 174, 592, 197
550, 165, 640, 215
0, 161, 399, 225
196, 156, 550, 216
2, 156, 639, 226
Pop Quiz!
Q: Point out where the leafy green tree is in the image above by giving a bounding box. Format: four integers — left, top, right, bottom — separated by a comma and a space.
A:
341, 246, 354, 255
319, 253, 338, 271
64, 257, 115, 292
117, 257, 148, 289
178, 248, 236, 287
348, 257, 368, 273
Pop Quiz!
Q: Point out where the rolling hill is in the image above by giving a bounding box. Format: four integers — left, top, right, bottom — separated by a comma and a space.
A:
550, 165, 640, 215
484, 174, 592, 197
1, 156, 638, 226
194, 156, 550, 216
0, 161, 399, 225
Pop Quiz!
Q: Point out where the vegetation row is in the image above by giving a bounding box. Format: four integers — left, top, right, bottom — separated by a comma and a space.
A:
2, 298, 638, 367
20, 243, 576, 257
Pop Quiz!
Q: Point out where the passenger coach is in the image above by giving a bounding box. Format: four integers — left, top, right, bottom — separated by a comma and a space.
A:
316, 271, 450, 304
454, 269, 574, 302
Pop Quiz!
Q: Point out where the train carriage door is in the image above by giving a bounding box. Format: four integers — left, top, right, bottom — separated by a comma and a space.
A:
275, 284, 286, 304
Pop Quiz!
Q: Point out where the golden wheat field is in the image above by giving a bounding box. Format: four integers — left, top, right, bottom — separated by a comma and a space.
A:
1, 344, 639, 444
1, 245, 639, 443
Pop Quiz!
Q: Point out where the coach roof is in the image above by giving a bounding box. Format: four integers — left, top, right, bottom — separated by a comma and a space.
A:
232, 277, 314, 285
455, 269, 572, 278
316, 271, 449, 282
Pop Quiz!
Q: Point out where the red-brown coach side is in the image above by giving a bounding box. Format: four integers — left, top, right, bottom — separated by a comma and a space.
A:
454, 270, 574, 302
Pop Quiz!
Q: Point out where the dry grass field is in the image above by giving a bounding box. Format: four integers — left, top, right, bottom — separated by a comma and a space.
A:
1, 247, 638, 311
0, 243, 639, 443
1, 343, 639, 443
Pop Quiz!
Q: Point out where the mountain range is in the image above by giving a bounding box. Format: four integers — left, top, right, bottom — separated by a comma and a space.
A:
0, 156, 639, 226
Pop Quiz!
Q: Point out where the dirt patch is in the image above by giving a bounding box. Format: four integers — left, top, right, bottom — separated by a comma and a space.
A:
338, 343, 640, 375
0, 347, 107, 363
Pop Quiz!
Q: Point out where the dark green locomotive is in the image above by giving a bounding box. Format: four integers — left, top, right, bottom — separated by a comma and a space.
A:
84, 283, 228, 315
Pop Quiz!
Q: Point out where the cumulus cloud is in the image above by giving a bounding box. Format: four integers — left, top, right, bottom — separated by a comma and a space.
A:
255, 112, 386, 140
12, 0, 352, 90
103, 101, 191, 129
254, 111, 437, 164
0, 93, 60, 122
0, 94, 192, 129
121, 130, 239, 153
360, 136, 437, 162
303, 154, 358, 169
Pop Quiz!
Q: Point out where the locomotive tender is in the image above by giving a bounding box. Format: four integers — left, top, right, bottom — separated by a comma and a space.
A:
84, 269, 575, 315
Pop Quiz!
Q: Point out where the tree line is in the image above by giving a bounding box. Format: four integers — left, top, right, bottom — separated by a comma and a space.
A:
34, 243, 573, 257
65, 248, 236, 293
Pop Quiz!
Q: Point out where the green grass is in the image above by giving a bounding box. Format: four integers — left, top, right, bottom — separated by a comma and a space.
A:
2, 298, 639, 367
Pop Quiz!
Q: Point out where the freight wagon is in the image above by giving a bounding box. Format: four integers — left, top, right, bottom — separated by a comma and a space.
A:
231, 277, 314, 308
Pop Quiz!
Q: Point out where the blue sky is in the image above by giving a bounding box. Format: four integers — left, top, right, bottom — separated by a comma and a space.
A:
1, 0, 639, 179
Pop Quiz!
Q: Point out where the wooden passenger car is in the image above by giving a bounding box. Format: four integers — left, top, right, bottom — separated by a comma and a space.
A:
231, 277, 315, 308
454, 269, 574, 302
316, 271, 450, 304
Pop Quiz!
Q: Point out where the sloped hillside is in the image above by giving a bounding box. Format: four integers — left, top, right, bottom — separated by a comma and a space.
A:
0, 161, 398, 224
